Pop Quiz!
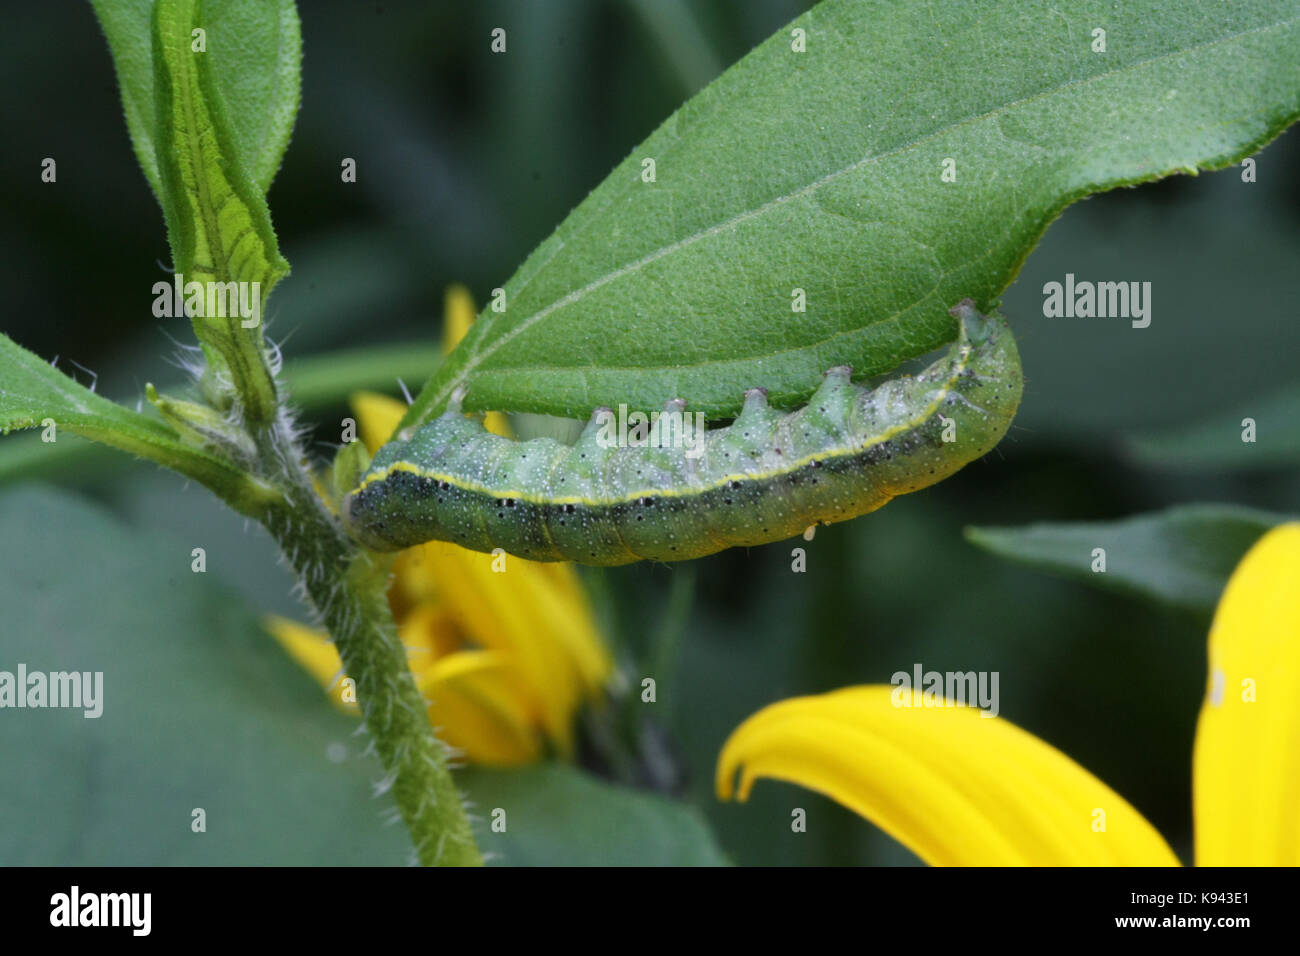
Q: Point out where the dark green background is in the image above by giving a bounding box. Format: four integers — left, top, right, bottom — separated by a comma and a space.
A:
1, 0, 1296, 865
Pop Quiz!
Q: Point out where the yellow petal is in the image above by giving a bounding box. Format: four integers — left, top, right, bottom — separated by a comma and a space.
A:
350, 390, 406, 454
441, 284, 477, 355
1194, 522, 1300, 865
265, 614, 542, 765
311, 473, 335, 513
398, 603, 465, 670
418, 650, 544, 766
502, 557, 612, 697
426, 542, 582, 755
396, 540, 610, 750
439, 285, 512, 438
263, 615, 357, 713
482, 410, 512, 439
717, 686, 1178, 866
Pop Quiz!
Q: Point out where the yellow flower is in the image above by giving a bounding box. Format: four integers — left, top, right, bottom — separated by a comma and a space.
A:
267, 285, 613, 766
717, 523, 1300, 865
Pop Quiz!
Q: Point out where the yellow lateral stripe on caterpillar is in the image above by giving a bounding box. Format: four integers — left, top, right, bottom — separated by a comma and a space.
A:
351, 340, 972, 512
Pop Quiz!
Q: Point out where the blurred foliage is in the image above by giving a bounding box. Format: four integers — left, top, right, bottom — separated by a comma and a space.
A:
0, 486, 724, 865
1126, 383, 1300, 471
0, 486, 411, 865
967, 505, 1294, 616
2, 0, 1298, 865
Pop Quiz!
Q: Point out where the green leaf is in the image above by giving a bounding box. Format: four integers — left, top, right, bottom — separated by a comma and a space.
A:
461, 763, 730, 866
965, 504, 1295, 615
0, 333, 269, 513
198, 0, 302, 194
403, 0, 1300, 430
0, 486, 729, 865
150, 0, 293, 423
89, 0, 301, 200
0, 343, 441, 487
0, 486, 411, 864
90, 0, 163, 197
1125, 383, 1300, 471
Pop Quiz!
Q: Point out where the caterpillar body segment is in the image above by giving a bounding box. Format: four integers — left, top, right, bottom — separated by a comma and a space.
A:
342, 300, 1022, 565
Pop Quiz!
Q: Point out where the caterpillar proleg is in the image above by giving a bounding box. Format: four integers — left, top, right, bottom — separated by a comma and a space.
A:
343, 300, 1022, 565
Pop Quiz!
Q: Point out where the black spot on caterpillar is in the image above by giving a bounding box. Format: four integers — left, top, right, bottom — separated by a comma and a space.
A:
343, 300, 1023, 565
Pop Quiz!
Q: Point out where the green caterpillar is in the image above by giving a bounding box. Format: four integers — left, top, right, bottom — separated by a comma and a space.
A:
343, 300, 1022, 565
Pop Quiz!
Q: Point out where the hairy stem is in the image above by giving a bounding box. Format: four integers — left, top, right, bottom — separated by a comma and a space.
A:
255, 417, 483, 866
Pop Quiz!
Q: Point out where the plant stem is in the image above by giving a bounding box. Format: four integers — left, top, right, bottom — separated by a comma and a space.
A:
255, 419, 483, 866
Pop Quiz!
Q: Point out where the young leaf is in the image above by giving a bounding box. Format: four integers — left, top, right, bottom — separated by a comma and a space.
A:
965, 505, 1294, 615
403, 0, 1300, 429
151, 0, 292, 423
89, 0, 301, 201
199, 0, 302, 194
90, 0, 163, 199
0, 334, 271, 515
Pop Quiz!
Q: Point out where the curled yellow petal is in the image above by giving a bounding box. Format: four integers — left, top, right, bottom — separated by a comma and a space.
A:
418, 650, 543, 766
717, 686, 1178, 866
1194, 522, 1300, 866
263, 615, 356, 713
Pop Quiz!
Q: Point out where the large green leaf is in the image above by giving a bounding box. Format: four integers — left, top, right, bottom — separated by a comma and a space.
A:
965, 504, 1294, 615
404, 0, 1300, 429
0, 486, 411, 864
462, 763, 729, 866
89, 0, 301, 201
1125, 383, 1300, 471
0, 487, 729, 865
0, 333, 261, 509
